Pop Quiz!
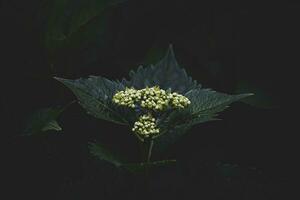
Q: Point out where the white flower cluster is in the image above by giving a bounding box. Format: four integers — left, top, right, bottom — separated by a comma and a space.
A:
132, 114, 159, 137
112, 87, 140, 108
113, 86, 191, 110
112, 86, 191, 138
168, 92, 191, 109
139, 86, 169, 111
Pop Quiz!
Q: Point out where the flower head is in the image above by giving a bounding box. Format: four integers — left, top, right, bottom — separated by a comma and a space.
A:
113, 86, 191, 138
132, 114, 159, 138
168, 92, 191, 109
112, 87, 140, 108
139, 86, 169, 111
113, 86, 191, 111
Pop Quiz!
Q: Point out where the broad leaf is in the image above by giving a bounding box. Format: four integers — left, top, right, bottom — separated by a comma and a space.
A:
24, 107, 63, 135
235, 80, 278, 109
185, 88, 253, 119
89, 142, 176, 171
122, 45, 199, 93
154, 89, 252, 151
54, 76, 134, 125
45, 0, 127, 49
88, 142, 123, 167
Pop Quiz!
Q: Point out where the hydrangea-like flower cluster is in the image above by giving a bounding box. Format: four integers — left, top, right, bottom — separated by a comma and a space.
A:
112, 87, 140, 108
168, 92, 191, 109
113, 86, 190, 110
139, 86, 169, 111
112, 86, 191, 138
132, 114, 159, 138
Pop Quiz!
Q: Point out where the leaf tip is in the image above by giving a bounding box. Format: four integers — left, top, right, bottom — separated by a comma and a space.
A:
243, 93, 255, 98
166, 43, 175, 57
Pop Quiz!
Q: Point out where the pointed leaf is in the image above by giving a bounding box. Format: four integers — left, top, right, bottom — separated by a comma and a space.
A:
54, 76, 133, 125
44, 0, 128, 50
122, 45, 199, 93
154, 90, 252, 152
185, 88, 253, 118
41, 120, 62, 132
24, 107, 63, 135
88, 142, 123, 167
235, 80, 279, 109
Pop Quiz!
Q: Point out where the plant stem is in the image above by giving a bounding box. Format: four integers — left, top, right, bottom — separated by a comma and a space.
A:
147, 139, 154, 163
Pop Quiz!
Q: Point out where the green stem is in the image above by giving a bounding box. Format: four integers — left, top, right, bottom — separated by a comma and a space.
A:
147, 140, 154, 163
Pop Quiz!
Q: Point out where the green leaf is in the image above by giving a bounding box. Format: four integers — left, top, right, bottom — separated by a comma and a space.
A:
43, 0, 128, 64
154, 89, 252, 152
88, 142, 123, 167
154, 123, 191, 153
24, 107, 63, 135
122, 45, 200, 93
185, 88, 253, 120
44, 0, 126, 46
41, 120, 62, 132
144, 43, 166, 65
54, 76, 134, 125
89, 142, 176, 171
235, 80, 279, 109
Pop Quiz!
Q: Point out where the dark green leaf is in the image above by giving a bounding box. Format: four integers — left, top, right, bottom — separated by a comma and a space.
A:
44, 0, 126, 45
41, 120, 62, 132
88, 142, 123, 167
154, 123, 191, 153
89, 142, 175, 171
235, 80, 278, 109
185, 88, 253, 120
144, 44, 165, 64
44, 0, 128, 64
154, 89, 252, 152
122, 45, 200, 93
24, 107, 63, 135
54, 76, 135, 125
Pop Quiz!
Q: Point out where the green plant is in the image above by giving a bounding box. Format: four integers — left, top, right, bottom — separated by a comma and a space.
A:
52, 45, 252, 171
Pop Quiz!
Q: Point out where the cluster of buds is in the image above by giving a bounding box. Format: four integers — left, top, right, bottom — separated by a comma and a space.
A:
112, 87, 140, 108
132, 114, 159, 137
139, 86, 169, 111
113, 86, 191, 111
113, 86, 191, 138
168, 92, 191, 109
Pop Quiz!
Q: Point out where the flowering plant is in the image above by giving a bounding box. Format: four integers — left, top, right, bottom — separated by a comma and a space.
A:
54, 45, 252, 170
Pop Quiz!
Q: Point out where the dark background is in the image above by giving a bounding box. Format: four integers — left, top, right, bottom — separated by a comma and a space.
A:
1, 1, 298, 199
